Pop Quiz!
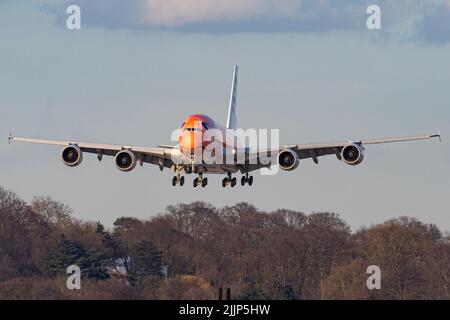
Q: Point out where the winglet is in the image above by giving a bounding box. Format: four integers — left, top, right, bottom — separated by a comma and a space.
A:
8, 132, 13, 144
430, 131, 441, 143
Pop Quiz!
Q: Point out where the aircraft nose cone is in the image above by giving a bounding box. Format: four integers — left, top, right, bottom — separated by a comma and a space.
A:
179, 131, 203, 154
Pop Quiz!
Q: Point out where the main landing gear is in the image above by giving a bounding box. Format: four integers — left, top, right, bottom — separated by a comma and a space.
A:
222, 173, 237, 188
240, 173, 253, 186
193, 173, 208, 188
172, 174, 185, 186
171, 168, 253, 188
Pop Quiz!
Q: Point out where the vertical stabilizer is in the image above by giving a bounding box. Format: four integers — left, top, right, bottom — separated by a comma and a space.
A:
226, 66, 238, 129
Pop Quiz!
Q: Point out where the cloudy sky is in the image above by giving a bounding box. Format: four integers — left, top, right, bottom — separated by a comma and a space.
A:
0, 0, 449, 231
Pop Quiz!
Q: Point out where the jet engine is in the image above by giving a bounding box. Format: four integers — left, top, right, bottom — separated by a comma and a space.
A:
341, 143, 364, 165
61, 145, 83, 167
277, 149, 299, 171
115, 150, 137, 172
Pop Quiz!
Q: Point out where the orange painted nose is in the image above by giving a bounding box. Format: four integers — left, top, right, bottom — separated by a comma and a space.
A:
179, 131, 203, 153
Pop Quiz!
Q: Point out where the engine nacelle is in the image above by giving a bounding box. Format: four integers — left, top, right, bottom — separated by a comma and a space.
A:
115, 150, 137, 172
341, 143, 365, 166
61, 145, 83, 167
277, 149, 299, 171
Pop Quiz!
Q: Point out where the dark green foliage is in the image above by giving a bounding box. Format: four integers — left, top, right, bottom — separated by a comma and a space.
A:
237, 279, 297, 300
130, 240, 164, 278
39, 235, 109, 280
236, 282, 271, 300
96, 221, 119, 254
95, 222, 105, 234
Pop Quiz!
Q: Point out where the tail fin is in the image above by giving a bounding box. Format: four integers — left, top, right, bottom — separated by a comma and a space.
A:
226, 65, 238, 129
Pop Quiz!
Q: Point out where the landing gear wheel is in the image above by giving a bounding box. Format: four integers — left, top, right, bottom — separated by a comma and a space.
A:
172, 176, 177, 186
248, 176, 253, 186
222, 178, 227, 188
241, 176, 246, 186
202, 178, 208, 188
180, 176, 185, 186
231, 177, 237, 187
193, 177, 199, 187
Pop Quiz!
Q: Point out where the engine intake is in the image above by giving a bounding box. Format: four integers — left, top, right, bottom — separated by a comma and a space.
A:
61, 145, 82, 167
115, 150, 137, 172
341, 144, 364, 165
277, 149, 299, 171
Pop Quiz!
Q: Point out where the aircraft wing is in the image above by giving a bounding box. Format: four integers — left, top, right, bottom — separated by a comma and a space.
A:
9, 133, 441, 172
9, 136, 176, 169
242, 133, 441, 170
287, 133, 441, 162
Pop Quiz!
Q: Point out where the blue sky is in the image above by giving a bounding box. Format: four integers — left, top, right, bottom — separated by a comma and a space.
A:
0, 0, 449, 231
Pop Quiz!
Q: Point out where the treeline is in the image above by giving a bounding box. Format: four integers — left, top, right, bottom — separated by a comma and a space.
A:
0, 186, 449, 300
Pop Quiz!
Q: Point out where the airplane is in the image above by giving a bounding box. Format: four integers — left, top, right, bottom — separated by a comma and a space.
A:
9, 66, 441, 188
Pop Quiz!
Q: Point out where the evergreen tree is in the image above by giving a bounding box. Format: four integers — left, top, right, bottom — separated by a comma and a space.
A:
236, 281, 270, 300
129, 240, 164, 278
95, 221, 105, 234
39, 235, 109, 280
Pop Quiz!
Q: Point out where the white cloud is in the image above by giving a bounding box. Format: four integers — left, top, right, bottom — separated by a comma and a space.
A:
141, 0, 303, 27
41, 0, 450, 44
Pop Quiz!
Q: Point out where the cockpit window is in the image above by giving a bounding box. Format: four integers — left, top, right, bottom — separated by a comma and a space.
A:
183, 127, 202, 132
181, 119, 209, 132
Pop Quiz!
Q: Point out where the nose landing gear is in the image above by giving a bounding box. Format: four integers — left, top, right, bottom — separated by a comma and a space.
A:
172, 166, 185, 186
